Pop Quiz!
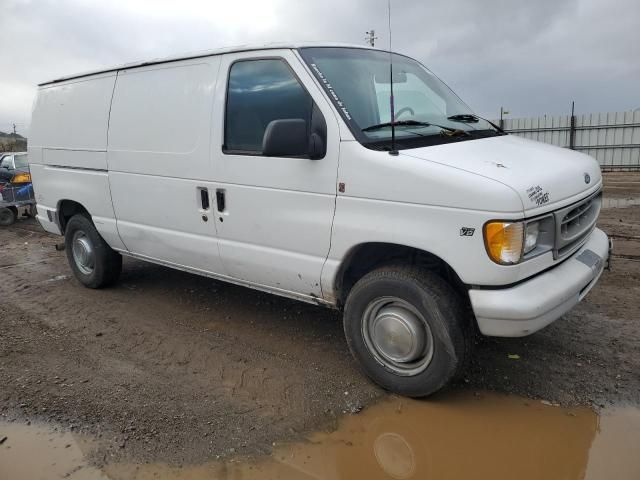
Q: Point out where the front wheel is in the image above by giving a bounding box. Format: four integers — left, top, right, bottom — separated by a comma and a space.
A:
343, 266, 470, 397
0, 207, 17, 226
64, 214, 122, 288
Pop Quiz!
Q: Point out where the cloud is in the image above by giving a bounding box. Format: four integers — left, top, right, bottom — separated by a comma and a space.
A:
1, 0, 638, 135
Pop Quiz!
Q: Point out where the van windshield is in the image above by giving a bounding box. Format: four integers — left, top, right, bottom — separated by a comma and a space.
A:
298, 47, 502, 151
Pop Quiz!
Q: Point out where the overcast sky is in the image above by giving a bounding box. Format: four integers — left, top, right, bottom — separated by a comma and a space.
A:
1, 0, 639, 136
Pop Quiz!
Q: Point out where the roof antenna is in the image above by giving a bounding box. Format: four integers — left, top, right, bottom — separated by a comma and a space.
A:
387, 0, 398, 156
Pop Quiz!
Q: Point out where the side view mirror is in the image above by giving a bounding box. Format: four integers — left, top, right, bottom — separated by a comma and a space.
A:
262, 119, 325, 160
308, 132, 325, 160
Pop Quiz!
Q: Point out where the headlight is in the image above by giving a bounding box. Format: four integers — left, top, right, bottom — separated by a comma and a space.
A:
484, 217, 554, 265
524, 222, 539, 254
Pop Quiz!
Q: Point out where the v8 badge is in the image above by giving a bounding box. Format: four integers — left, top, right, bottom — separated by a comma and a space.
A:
460, 227, 475, 237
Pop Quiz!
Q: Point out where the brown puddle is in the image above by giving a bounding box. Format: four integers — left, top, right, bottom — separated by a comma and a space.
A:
1, 392, 639, 480
0, 423, 107, 479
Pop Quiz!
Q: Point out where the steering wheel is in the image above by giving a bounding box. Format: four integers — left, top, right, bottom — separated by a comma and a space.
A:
394, 107, 415, 120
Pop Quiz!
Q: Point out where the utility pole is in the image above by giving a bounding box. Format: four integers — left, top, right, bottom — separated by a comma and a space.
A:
499, 107, 509, 130
365, 30, 378, 47
12, 123, 16, 135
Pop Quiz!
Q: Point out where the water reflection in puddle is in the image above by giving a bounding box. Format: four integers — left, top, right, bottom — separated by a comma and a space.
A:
585, 407, 640, 480
1, 392, 639, 480
602, 197, 640, 208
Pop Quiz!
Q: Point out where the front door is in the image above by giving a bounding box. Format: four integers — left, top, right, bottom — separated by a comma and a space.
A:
211, 50, 340, 300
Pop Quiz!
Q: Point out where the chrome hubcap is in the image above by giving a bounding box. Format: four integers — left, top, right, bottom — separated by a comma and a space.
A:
362, 297, 434, 376
373, 433, 416, 479
71, 231, 95, 275
371, 306, 425, 363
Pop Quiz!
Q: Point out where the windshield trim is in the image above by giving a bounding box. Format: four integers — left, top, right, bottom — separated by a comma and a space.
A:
297, 46, 501, 151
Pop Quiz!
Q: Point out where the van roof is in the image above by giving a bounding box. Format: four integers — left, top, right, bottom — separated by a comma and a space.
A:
38, 42, 383, 86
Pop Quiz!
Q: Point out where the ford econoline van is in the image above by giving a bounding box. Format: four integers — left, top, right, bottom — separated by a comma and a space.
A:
29, 43, 610, 397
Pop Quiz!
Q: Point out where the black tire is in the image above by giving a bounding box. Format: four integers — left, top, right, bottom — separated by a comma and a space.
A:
343, 266, 470, 397
0, 207, 17, 226
64, 214, 122, 288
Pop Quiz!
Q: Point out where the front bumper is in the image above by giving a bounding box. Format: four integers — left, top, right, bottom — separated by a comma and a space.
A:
470, 228, 610, 337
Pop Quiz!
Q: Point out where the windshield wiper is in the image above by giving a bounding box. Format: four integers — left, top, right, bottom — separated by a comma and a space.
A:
447, 114, 479, 123
362, 120, 431, 132
448, 113, 506, 134
362, 120, 470, 137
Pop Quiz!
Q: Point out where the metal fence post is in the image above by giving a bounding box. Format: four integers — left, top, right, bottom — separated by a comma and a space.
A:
569, 101, 576, 150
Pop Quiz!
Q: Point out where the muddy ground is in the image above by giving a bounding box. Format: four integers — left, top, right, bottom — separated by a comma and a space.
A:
1, 173, 639, 466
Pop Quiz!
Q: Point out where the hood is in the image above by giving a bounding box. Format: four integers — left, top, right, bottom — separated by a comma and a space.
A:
400, 135, 602, 215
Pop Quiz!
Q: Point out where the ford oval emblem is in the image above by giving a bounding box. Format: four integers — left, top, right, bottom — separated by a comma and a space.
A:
584, 173, 591, 184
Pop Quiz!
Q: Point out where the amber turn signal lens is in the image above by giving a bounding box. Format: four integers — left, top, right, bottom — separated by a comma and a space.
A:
484, 222, 524, 264
11, 172, 31, 183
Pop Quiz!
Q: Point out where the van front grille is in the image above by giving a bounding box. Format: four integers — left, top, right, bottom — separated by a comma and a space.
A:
553, 191, 601, 259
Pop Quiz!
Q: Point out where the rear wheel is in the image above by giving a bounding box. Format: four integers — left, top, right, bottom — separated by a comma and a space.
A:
343, 266, 470, 397
0, 207, 17, 226
64, 214, 122, 288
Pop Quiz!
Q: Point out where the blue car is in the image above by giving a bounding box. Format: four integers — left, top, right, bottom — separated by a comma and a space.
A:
0, 152, 36, 226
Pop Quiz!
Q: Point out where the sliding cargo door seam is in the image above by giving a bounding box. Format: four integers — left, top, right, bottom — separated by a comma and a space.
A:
104, 71, 129, 251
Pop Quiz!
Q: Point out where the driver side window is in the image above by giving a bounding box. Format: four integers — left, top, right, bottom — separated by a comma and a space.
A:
224, 58, 313, 154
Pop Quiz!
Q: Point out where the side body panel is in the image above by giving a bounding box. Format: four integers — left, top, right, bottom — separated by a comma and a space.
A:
28, 74, 125, 248
106, 57, 224, 273
29, 73, 115, 151
321, 140, 532, 297
210, 50, 341, 298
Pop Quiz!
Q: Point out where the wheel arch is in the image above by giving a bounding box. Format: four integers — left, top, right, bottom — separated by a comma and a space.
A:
57, 199, 91, 233
333, 242, 468, 307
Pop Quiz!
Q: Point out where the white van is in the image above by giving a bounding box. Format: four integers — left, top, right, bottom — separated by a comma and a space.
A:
29, 43, 610, 397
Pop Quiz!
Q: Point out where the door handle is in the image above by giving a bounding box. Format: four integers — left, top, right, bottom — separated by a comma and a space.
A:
199, 188, 210, 210
216, 189, 226, 212
197, 187, 210, 222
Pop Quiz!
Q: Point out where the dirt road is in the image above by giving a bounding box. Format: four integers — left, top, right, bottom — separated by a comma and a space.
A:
1, 173, 639, 466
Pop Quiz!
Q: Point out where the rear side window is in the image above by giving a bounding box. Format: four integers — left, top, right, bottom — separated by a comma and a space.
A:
0, 155, 11, 169
14, 154, 29, 169
224, 59, 313, 154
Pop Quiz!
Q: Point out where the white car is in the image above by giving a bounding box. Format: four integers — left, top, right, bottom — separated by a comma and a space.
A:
28, 43, 609, 396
